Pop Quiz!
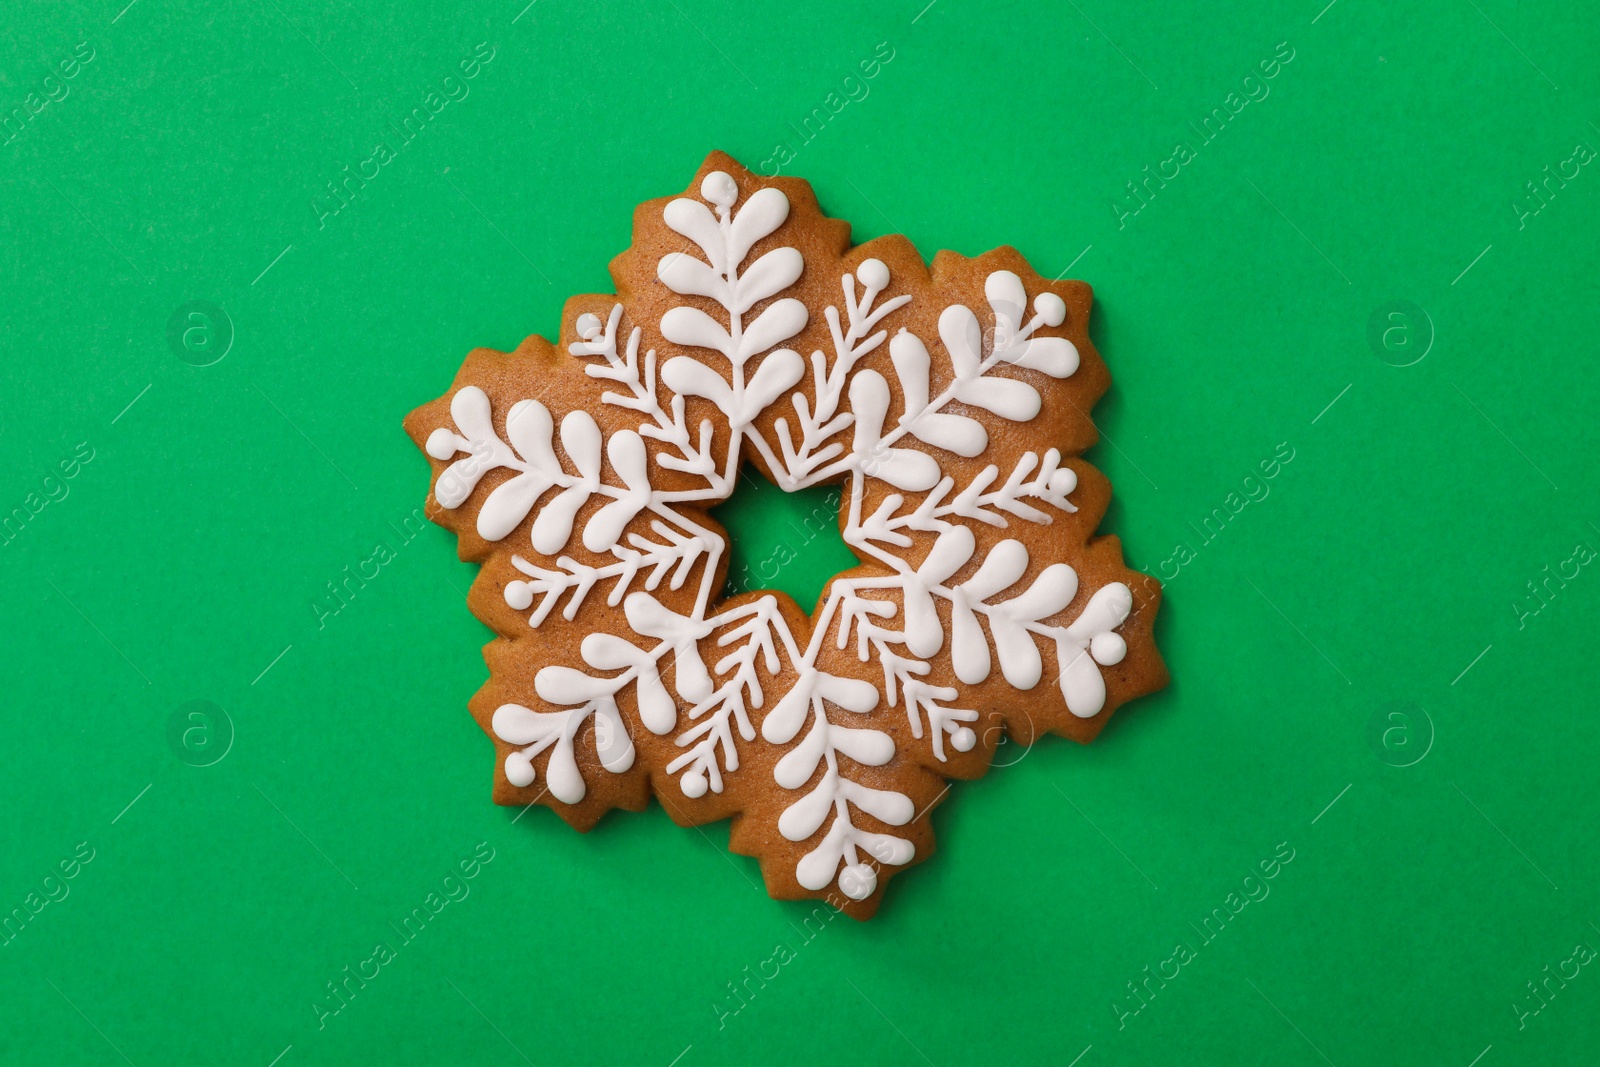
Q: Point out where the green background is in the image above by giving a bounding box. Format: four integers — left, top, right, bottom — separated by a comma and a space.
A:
3, 0, 1597, 1064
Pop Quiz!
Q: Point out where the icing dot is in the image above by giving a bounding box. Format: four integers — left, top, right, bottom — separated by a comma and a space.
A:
680, 769, 708, 798
504, 582, 533, 610
575, 312, 602, 339
701, 171, 738, 209
1048, 467, 1077, 495
951, 726, 976, 752
1034, 292, 1066, 327
856, 258, 889, 290
1090, 632, 1127, 666
505, 751, 535, 787
426, 428, 459, 460
838, 863, 877, 901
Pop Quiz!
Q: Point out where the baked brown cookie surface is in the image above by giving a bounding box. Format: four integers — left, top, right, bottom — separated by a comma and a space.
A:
404, 151, 1167, 918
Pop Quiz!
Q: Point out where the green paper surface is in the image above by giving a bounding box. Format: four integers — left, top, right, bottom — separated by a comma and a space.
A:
3, 1, 1597, 1064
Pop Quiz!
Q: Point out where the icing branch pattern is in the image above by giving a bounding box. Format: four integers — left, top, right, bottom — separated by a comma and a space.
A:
774, 261, 911, 489
761, 665, 911, 901
667, 598, 789, 798
570, 304, 722, 486
421, 169, 1142, 902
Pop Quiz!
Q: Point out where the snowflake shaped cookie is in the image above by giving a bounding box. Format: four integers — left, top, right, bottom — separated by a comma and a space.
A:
404, 152, 1168, 918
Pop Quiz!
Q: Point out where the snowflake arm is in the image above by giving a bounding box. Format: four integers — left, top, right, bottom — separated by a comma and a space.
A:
773, 261, 911, 489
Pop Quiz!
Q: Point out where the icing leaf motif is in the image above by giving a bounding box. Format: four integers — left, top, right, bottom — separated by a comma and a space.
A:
739, 349, 805, 424
531, 484, 588, 555
580, 632, 677, 735
889, 329, 931, 411
956, 375, 1041, 422
763, 670, 818, 745
525, 411, 604, 553
449, 384, 497, 450
591, 698, 636, 774
817, 671, 880, 713
850, 370, 941, 491
987, 271, 1080, 378
661, 306, 733, 358
940, 304, 984, 380
477, 470, 552, 541
491, 703, 545, 746
726, 186, 790, 266
625, 592, 712, 702
430, 387, 512, 508
769, 672, 913, 901
541, 722, 585, 802
992, 619, 1043, 688
887, 333, 988, 455
761, 668, 879, 745
795, 818, 913, 899
938, 302, 1045, 422
662, 198, 725, 271
491, 702, 607, 804
773, 713, 830, 788
963, 539, 1030, 601
1058, 644, 1108, 719
829, 725, 895, 766
582, 430, 652, 553
505, 398, 558, 470
734, 247, 804, 312
840, 777, 913, 823
1006, 335, 1079, 378
779, 765, 838, 840
773, 262, 912, 490
657, 251, 727, 304
985, 270, 1030, 346
902, 525, 977, 658
1066, 581, 1133, 644
1003, 562, 1079, 620
949, 539, 1029, 684
1056, 583, 1135, 716
491, 432, 558, 538
910, 412, 989, 457
660, 355, 734, 409
535, 665, 612, 704
579, 632, 645, 670
735, 298, 807, 362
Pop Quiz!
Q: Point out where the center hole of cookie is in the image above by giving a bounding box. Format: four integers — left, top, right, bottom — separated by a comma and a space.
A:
711, 465, 855, 611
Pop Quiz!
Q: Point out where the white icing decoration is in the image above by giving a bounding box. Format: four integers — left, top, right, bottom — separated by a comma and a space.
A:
773, 259, 912, 489
424, 171, 1136, 898
492, 691, 634, 804
761, 665, 910, 900
849, 370, 942, 492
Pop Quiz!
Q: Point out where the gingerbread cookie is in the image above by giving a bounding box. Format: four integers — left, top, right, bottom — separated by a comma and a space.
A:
404, 152, 1167, 918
